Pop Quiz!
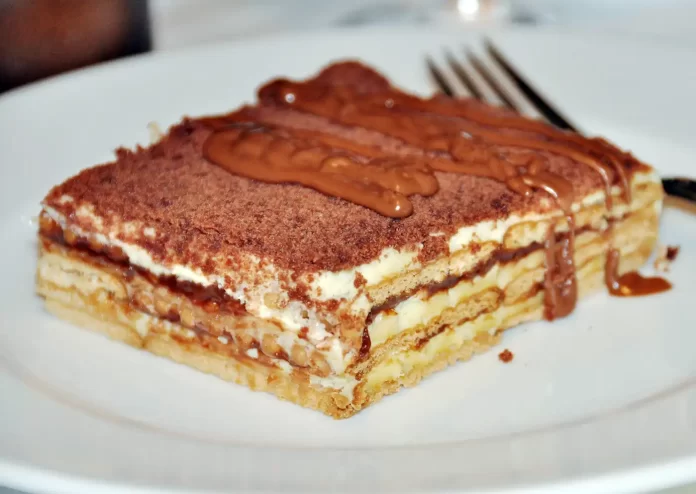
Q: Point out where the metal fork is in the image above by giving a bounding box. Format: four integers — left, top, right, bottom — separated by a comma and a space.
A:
426, 40, 696, 204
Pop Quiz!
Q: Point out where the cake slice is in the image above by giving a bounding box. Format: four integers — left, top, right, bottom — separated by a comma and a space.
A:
36, 62, 664, 418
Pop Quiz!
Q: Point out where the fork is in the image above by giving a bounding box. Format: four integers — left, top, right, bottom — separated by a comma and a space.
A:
426, 40, 696, 204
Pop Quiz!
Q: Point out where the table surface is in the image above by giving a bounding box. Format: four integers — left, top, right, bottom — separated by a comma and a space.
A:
2, 0, 696, 492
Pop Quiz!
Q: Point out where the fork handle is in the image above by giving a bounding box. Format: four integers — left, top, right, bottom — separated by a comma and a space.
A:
662, 178, 696, 203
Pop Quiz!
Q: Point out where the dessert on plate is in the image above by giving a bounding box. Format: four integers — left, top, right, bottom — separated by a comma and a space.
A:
36, 62, 665, 418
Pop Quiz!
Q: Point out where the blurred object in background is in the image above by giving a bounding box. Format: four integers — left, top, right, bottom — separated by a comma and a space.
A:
0, 0, 151, 93
151, 0, 678, 52
454, 0, 510, 22
334, 0, 514, 26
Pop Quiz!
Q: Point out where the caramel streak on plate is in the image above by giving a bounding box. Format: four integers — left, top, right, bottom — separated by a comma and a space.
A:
203, 122, 438, 218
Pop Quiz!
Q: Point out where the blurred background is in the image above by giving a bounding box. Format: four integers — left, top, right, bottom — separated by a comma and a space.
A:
1, 0, 695, 93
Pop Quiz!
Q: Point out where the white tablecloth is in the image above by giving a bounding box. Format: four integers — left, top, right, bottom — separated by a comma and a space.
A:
2, 1, 695, 493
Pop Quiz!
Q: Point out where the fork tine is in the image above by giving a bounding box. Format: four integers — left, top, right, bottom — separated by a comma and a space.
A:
444, 50, 484, 100
426, 56, 454, 97
484, 38, 578, 132
466, 48, 520, 112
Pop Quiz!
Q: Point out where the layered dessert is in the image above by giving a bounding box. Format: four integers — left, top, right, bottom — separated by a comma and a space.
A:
36, 62, 665, 418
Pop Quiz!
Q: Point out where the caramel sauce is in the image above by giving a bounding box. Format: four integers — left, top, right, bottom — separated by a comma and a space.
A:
358, 327, 371, 360
605, 248, 671, 297
200, 72, 637, 332
203, 122, 437, 218
543, 219, 578, 320
201, 79, 631, 220
413, 323, 448, 351
202, 114, 581, 219
258, 79, 629, 202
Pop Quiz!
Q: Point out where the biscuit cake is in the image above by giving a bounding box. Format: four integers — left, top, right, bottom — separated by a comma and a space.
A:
36, 62, 666, 418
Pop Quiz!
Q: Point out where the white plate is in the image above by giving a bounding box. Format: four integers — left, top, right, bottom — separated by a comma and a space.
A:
1, 26, 695, 494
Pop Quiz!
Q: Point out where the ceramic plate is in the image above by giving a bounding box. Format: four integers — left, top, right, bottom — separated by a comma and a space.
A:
0, 26, 695, 494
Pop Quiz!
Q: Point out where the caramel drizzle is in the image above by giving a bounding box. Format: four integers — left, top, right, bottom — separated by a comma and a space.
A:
203, 122, 437, 217
255, 79, 607, 319
200, 69, 667, 351
204, 106, 586, 219
359, 327, 371, 360
259, 80, 629, 205
543, 219, 578, 319
254, 78, 672, 309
